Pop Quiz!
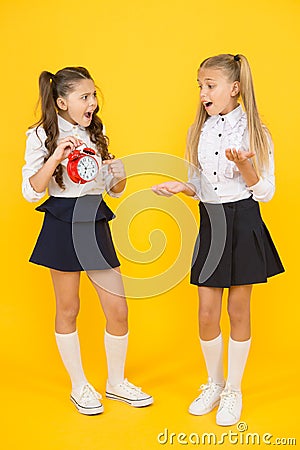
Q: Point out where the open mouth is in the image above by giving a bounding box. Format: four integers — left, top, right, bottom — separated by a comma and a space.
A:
204, 102, 212, 108
84, 111, 93, 119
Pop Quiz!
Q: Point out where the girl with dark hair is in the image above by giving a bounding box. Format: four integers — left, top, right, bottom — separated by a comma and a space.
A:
22, 66, 153, 415
152, 54, 284, 426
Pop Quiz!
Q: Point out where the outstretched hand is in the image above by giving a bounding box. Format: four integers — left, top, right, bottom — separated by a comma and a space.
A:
152, 181, 188, 197
225, 148, 255, 164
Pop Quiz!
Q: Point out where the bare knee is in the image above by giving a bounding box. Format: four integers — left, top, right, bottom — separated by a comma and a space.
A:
105, 300, 128, 336
227, 286, 252, 327
109, 302, 128, 325
199, 306, 219, 329
197, 287, 222, 337
56, 298, 80, 323
227, 303, 249, 327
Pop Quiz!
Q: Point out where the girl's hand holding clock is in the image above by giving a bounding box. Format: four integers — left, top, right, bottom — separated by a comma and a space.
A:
52, 136, 84, 164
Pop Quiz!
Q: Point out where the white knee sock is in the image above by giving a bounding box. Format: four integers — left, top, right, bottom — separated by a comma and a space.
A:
104, 330, 128, 386
200, 333, 224, 384
55, 330, 88, 395
226, 336, 251, 391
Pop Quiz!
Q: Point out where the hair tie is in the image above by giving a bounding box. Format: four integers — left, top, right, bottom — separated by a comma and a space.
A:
234, 54, 240, 62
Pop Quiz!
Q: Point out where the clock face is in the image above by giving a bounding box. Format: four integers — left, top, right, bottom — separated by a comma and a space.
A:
77, 156, 99, 181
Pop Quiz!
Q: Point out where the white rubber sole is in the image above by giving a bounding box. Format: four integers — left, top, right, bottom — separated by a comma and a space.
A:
216, 415, 241, 426
105, 391, 154, 407
70, 395, 104, 415
216, 410, 242, 426
188, 398, 220, 416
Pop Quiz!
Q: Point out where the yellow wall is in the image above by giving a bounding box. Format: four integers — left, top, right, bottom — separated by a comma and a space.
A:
0, 0, 299, 449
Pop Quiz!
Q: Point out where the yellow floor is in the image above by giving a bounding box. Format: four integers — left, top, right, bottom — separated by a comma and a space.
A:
0, 278, 300, 450
1, 359, 299, 449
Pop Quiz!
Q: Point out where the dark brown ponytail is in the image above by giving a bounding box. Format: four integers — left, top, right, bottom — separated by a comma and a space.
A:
30, 67, 110, 189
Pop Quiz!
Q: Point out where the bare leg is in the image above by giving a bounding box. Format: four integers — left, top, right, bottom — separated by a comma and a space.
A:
198, 286, 223, 340
50, 269, 81, 333
227, 285, 252, 341
50, 270, 94, 403
87, 268, 129, 386
225, 285, 252, 392
188, 286, 225, 415
87, 268, 128, 336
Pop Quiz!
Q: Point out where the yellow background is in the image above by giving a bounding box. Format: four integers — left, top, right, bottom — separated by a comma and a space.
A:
0, 0, 299, 448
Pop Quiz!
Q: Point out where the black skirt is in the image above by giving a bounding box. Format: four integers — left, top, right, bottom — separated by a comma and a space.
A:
190, 196, 284, 287
29, 195, 120, 272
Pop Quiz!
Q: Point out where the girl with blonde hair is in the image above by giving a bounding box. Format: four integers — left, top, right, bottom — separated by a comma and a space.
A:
152, 53, 284, 426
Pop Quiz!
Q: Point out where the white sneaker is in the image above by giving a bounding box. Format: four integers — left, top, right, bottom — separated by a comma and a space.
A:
70, 384, 104, 415
216, 384, 242, 426
106, 378, 154, 407
189, 377, 225, 415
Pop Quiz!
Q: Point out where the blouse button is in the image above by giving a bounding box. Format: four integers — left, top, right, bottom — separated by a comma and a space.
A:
221, 118, 224, 121
215, 152, 218, 155
214, 187, 218, 190
218, 133, 222, 137
214, 171, 217, 175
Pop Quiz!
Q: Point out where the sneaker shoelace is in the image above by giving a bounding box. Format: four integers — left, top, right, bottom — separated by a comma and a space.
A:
198, 378, 222, 404
121, 379, 143, 397
219, 388, 239, 413
78, 384, 102, 406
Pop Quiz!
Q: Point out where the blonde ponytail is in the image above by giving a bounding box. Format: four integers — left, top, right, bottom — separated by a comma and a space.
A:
238, 54, 270, 174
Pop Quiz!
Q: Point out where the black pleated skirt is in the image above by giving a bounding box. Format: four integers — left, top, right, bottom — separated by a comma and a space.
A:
190, 196, 284, 287
29, 195, 120, 272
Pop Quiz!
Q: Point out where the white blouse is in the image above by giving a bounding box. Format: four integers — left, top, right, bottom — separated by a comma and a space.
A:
188, 105, 275, 203
22, 115, 123, 202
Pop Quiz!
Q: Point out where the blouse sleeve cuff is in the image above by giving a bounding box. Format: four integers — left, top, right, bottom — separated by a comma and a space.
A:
22, 178, 46, 202
247, 177, 274, 202
248, 177, 264, 193
186, 182, 200, 200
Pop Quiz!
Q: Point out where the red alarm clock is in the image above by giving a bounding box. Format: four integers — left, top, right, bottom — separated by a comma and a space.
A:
67, 147, 99, 184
